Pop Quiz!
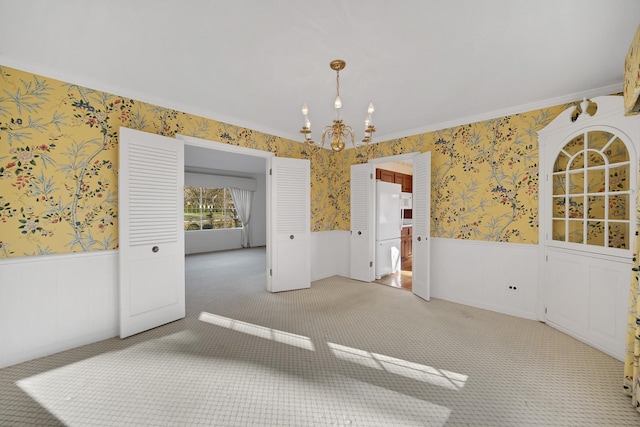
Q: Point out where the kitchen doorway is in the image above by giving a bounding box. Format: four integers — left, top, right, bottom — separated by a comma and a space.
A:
373, 159, 414, 291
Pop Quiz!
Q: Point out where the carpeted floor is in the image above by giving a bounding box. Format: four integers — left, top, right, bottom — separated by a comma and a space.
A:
0, 247, 638, 426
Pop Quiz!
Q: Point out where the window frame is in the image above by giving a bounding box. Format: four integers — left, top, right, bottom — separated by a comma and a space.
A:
546, 126, 634, 257
184, 186, 242, 231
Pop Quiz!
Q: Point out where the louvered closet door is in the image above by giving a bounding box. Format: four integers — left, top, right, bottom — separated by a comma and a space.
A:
350, 163, 375, 282
268, 156, 310, 292
119, 127, 185, 338
412, 151, 431, 301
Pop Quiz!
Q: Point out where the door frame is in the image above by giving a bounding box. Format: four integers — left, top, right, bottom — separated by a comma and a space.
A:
176, 135, 274, 289
363, 151, 422, 281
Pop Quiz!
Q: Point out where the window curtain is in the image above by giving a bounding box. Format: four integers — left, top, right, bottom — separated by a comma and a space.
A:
624, 170, 640, 413
230, 187, 254, 248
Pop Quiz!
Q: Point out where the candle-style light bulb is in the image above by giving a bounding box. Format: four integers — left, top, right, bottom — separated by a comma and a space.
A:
301, 103, 308, 116
334, 95, 342, 109
368, 102, 375, 115
305, 117, 311, 129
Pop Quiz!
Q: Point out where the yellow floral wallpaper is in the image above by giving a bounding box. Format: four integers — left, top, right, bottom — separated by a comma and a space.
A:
339, 107, 567, 243
1, 64, 572, 258
624, 24, 640, 115
0, 65, 335, 257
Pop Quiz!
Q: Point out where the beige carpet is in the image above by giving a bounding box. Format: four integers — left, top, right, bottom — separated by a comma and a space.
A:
0, 247, 637, 426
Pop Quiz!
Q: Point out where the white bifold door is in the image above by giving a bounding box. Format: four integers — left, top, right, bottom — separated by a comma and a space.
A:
268, 156, 311, 292
412, 151, 431, 301
350, 163, 376, 282
118, 127, 185, 338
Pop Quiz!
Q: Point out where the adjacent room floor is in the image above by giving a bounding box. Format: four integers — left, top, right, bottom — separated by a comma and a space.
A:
0, 247, 638, 426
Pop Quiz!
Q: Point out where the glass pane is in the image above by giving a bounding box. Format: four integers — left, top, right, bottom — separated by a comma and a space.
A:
552, 220, 565, 241
586, 196, 605, 220
552, 174, 566, 195
568, 196, 584, 219
554, 152, 570, 172
184, 186, 202, 230
552, 197, 565, 218
564, 134, 584, 156
606, 138, 630, 164
588, 131, 614, 151
587, 221, 605, 246
610, 194, 629, 220
568, 172, 584, 194
586, 150, 605, 167
568, 220, 584, 243
608, 222, 629, 249
569, 152, 584, 170
609, 165, 629, 192
587, 169, 606, 193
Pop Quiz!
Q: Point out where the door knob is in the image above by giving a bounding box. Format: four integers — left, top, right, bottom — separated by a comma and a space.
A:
417, 237, 421, 242
152, 246, 159, 253
290, 235, 294, 239
358, 231, 362, 235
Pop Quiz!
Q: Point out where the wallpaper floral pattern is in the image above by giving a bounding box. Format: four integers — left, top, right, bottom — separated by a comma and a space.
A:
624, 24, 640, 116
0, 65, 323, 257
342, 106, 566, 243
1, 65, 571, 258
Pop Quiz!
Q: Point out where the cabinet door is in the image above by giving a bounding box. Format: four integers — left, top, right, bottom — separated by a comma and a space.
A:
380, 169, 394, 183
403, 175, 413, 192
394, 172, 404, 186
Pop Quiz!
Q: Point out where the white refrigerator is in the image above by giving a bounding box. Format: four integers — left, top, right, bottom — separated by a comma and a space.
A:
375, 181, 402, 279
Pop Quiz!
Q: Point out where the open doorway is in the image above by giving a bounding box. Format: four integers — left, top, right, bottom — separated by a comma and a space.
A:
373, 159, 413, 291
182, 143, 268, 292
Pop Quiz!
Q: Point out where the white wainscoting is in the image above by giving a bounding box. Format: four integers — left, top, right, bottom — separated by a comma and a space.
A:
0, 251, 118, 368
311, 231, 350, 281
544, 247, 630, 361
430, 238, 539, 320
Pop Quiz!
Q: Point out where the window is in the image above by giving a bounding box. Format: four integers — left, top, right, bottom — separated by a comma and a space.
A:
551, 130, 630, 249
184, 186, 242, 230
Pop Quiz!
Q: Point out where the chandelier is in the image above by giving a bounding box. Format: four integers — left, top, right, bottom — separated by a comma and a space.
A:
300, 59, 376, 152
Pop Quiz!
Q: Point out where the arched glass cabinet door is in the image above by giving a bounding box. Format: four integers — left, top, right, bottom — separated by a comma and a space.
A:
551, 130, 631, 250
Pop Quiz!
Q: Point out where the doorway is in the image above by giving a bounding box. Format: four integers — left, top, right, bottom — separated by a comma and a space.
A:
350, 151, 431, 301
373, 159, 413, 291
181, 141, 269, 293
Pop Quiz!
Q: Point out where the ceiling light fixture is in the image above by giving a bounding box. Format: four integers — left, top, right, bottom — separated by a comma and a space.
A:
300, 59, 375, 152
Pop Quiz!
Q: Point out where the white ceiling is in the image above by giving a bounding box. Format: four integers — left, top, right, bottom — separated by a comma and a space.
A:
1, 0, 639, 153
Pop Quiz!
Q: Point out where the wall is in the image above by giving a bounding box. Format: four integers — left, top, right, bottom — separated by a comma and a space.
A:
0, 64, 596, 368
0, 65, 335, 259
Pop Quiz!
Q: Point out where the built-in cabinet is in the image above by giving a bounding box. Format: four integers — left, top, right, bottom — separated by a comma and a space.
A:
376, 168, 412, 192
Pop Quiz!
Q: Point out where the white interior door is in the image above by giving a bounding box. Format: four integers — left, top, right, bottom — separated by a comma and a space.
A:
412, 151, 431, 301
119, 127, 185, 338
268, 156, 310, 292
350, 163, 375, 282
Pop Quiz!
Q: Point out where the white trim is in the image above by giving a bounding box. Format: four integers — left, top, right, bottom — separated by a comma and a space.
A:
0, 248, 117, 265
177, 134, 276, 160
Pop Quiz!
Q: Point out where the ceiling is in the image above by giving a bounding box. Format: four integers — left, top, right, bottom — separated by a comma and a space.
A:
1, 1, 639, 153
